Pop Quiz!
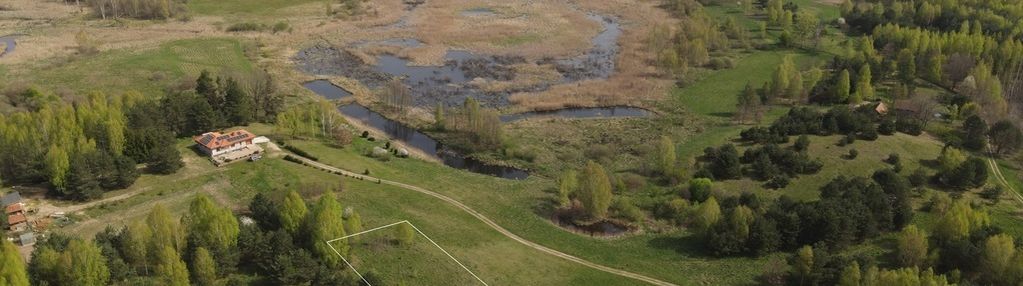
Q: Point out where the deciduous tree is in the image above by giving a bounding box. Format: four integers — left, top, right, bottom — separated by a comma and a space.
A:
578, 161, 613, 220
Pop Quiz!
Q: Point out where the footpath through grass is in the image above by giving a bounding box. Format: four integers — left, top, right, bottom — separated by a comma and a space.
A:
287, 136, 777, 285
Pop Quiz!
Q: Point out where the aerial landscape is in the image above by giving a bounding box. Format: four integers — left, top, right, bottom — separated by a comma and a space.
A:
2, 0, 1023, 285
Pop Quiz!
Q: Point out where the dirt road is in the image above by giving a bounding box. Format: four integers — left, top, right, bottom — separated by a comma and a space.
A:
987, 154, 1023, 205
294, 156, 678, 286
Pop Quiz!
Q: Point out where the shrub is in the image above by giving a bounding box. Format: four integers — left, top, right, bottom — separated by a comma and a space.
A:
886, 153, 901, 165
980, 186, 1004, 202
655, 198, 689, 225
361, 131, 369, 138
908, 168, 928, 187
708, 57, 736, 70
226, 22, 266, 32
765, 175, 790, 189
896, 117, 924, 136
283, 145, 318, 161
878, 119, 896, 135
283, 155, 303, 164
794, 135, 810, 152
859, 128, 879, 141
843, 133, 857, 145
689, 178, 713, 203
613, 198, 646, 223
272, 21, 291, 34
847, 149, 859, 159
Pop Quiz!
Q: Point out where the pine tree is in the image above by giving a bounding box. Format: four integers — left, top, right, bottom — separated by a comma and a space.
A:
195, 70, 220, 110
223, 78, 253, 126
279, 190, 308, 235
147, 142, 182, 174
578, 161, 613, 220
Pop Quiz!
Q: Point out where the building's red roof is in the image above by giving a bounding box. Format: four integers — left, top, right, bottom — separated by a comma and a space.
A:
8, 213, 26, 225
5, 203, 22, 214
193, 130, 256, 149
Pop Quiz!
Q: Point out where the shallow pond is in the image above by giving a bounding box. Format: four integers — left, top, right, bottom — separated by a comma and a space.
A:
500, 106, 651, 122
461, 7, 496, 17
352, 38, 423, 48
0, 36, 16, 57
554, 14, 621, 81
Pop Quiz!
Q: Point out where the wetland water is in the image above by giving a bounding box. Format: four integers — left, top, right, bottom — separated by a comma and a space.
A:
302, 80, 352, 100
0, 36, 16, 57
294, 12, 629, 179
500, 106, 652, 122
294, 13, 623, 107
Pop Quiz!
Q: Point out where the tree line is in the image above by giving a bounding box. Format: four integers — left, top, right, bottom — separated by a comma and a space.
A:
434, 98, 503, 150
11, 188, 378, 285
841, 0, 1023, 122
0, 91, 173, 200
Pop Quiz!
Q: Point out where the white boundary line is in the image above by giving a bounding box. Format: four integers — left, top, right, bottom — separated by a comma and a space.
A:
325, 220, 488, 286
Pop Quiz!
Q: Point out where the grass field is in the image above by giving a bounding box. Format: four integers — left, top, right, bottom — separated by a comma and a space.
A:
715, 133, 945, 201
285, 136, 779, 285
187, 0, 322, 16
17, 38, 253, 96
65, 150, 642, 285
673, 50, 826, 118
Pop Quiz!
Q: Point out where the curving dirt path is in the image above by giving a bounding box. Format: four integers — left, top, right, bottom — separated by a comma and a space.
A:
293, 156, 677, 286
986, 152, 1023, 205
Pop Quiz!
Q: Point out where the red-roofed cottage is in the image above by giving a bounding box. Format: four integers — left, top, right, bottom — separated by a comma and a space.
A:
193, 130, 257, 157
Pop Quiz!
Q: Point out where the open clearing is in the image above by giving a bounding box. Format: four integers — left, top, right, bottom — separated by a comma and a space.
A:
327, 220, 486, 286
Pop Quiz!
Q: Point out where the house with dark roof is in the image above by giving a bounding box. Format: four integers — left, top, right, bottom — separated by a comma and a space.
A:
0, 191, 22, 207
193, 130, 257, 157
